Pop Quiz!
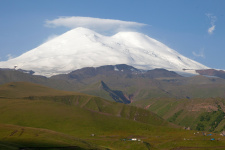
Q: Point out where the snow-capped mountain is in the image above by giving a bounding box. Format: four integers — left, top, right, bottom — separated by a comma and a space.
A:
0, 27, 209, 77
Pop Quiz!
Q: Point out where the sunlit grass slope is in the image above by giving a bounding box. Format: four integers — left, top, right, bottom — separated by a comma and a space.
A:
0, 123, 102, 150
0, 82, 83, 98
1, 82, 225, 149
133, 97, 225, 133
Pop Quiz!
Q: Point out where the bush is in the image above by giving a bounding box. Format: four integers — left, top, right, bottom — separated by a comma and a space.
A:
196, 123, 205, 131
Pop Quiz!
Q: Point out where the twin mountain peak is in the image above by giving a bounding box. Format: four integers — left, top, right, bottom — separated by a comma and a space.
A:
0, 27, 208, 77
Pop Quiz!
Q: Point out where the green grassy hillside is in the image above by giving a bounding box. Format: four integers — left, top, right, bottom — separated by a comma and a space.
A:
77, 75, 225, 103
0, 82, 167, 126
2, 69, 225, 104
0, 82, 82, 98
1, 82, 225, 149
133, 97, 225, 133
0, 123, 102, 150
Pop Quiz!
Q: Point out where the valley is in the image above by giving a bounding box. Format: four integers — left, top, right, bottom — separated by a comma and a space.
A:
1, 67, 225, 149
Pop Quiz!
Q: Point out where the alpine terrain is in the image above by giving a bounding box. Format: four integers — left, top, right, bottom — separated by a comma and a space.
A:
1, 27, 225, 150
0, 27, 208, 77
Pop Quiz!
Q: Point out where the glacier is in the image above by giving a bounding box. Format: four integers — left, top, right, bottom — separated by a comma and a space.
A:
0, 27, 209, 77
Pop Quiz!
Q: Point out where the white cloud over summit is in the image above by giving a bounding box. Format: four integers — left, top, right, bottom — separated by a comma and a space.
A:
45, 16, 146, 33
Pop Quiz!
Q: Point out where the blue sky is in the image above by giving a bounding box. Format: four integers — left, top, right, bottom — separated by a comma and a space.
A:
0, 0, 224, 69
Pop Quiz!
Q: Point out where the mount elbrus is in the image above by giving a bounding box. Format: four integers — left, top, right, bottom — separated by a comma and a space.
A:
0, 27, 208, 77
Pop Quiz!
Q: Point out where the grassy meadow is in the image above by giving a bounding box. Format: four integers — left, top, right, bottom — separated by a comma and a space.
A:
1, 82, 225, 149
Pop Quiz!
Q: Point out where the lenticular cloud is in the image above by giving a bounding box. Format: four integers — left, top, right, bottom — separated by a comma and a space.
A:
45, 16, 146, 33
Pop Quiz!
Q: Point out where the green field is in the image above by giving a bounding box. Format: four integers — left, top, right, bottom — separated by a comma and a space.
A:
132, 97, 225, 133
1, 82, 225, 149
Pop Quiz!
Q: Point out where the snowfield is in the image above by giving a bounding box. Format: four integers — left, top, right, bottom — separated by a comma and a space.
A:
0, 27, 209, 77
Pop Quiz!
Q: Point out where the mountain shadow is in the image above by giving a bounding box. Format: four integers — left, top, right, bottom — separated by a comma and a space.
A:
101, 81, 130, 104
